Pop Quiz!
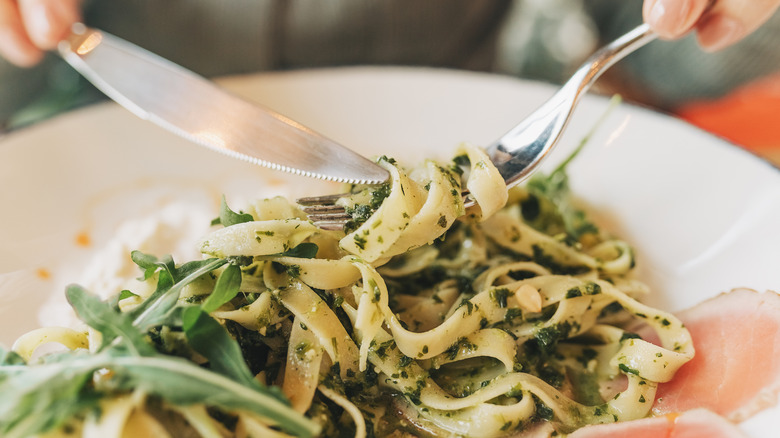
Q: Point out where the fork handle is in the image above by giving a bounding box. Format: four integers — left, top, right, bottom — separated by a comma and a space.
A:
486, 24, 657, 188
570, 23, 657, 98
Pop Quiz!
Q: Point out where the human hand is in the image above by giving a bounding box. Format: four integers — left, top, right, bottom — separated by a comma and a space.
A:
0, 0, 80, 66
644, 0, 780, 51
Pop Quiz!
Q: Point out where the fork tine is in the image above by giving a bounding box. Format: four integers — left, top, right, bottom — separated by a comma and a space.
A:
296, 192, 349, 206
300, 204, 346, 214
301, 205, 350, 221
297, 195, 351, 231
298, 190, 475, 232
307, 211, 351, 221
313, 221, 348, 231
309, 211, 352, 221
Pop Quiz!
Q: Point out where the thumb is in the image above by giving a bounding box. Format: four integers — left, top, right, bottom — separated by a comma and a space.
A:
644, 0, 713, 39
19, 0, 81, 50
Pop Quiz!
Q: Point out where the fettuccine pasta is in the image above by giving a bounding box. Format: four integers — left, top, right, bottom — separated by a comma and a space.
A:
0, 143, 693, 438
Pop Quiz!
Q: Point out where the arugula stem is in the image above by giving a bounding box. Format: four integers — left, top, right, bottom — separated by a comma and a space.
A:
133, 258, 227, 329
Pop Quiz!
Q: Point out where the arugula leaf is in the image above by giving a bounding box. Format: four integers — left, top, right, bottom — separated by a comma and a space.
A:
0, 346, 25, 366
525, 96, 623, 241
66, 285, 156, 356
278, 242, 319, 259
118, 290, 138, 300
182, 307, 264, 390
0, 348, 317, 438
219, 195, 254, 227
0, 347, 26, 386
131, 251, 221, 284
131, 258, 227, 331
176, 258, 227, 280
126, 266, 174, 322
1, 254, 316, 437
0, 350, 102, 438
201, 263, 242, 313
526, 167, 598, 241
115, 354, 314, 436
131, 250, 175, 281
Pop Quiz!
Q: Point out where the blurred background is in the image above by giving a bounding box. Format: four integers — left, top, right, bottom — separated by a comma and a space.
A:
1, 0, 778, 163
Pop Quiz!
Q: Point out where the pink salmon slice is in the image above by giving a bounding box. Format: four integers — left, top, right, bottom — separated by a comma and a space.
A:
568, 409, 746, 438
652, 288, 780, 422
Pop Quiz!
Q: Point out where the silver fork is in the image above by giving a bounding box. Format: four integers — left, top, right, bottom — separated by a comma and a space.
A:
298, 24, 657, 231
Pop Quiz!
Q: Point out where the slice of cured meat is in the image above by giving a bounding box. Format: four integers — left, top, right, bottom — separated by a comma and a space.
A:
568, 409, 746, 438
652, 289, 780, 422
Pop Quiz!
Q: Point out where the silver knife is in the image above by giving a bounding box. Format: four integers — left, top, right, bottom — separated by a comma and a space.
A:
58, 23, 389, 185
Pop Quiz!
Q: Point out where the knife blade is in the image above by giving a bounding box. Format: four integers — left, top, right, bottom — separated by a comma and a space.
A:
58, 23, 389, 185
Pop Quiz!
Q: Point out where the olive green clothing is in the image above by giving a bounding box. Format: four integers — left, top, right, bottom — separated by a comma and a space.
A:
1, 0, 778, 129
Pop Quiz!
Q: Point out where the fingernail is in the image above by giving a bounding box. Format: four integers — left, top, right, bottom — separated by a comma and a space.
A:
25, 1, 72, 49
646, 0, 695, 38
697, 15, 743, 51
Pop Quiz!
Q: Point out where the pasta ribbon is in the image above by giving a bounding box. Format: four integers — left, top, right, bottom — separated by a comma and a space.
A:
459, 143, 509, 222
8, 144, 695, 438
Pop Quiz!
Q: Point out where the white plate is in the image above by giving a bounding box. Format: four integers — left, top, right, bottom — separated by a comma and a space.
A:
1, 67, 779, 435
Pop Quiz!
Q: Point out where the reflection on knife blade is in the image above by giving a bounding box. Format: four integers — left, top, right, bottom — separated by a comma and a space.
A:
58, 23, 389, 185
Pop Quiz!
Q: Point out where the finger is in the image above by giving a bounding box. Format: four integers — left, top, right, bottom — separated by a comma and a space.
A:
0, 0, 43, 66
644, 0, 713, 39
696, 0, 780, 51
18, 0, 81, 50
